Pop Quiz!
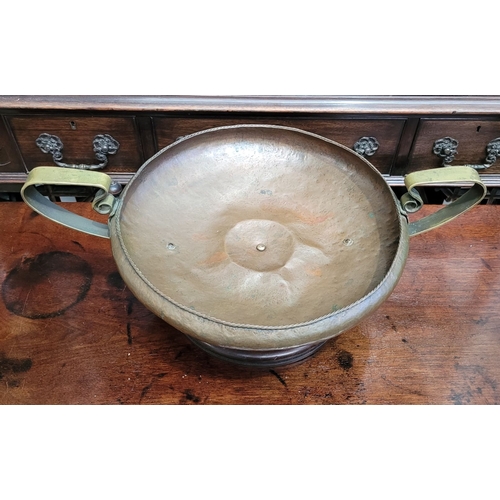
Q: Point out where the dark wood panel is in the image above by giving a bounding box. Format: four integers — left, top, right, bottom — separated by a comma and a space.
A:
135, 116, 157, 161
154, 116, 406, 174
8, 115, 144, 173
408, 119, 500, 173
2, 96, 500, 188
391, 117, 420, 175
0, 202, 499, 404
0, 117, 24, 173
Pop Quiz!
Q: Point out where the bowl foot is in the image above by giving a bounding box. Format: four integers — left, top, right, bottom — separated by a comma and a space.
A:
186, 336, 326, 368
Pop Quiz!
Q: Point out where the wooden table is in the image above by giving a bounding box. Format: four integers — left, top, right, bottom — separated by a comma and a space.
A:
1, 202, 499, 405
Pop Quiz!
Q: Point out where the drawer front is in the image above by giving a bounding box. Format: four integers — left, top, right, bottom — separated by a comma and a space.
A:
154, 117, 406, 174
8, 115, 144, 173
408, 119, 500, 173
0, 117, 24, 173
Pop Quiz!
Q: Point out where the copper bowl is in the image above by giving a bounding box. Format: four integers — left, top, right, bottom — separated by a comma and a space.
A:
21, 125, 486, 367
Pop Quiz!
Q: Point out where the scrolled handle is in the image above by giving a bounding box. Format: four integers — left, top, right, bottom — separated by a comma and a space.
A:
21, 166, 117, 238
35, 133, 120, 170
401, 166, 486, 237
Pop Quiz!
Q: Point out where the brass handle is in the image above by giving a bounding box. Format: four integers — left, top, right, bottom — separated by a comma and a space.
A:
401, 166, 486, 236
353, 136, 379, 157
433, 136, 500, 170
35, 133, 120, 170
21, 166, 117, 239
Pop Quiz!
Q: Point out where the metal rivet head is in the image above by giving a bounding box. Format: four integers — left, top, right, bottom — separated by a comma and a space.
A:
256, 244, 266, 252
167, 243, 176, 250
343, 238, 353, 246
109, 182, 122, 195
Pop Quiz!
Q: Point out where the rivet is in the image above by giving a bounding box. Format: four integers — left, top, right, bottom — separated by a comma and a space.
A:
256, 244, 266, 252
167, 243, 176, 250
343, 238, 353, 246
109, 182, 122, 195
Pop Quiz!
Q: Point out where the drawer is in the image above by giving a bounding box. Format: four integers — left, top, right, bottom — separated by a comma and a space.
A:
8, 115, 144, 173
154, 116, 406, 174
0, 117, 24, 173
408, 119, 500, 173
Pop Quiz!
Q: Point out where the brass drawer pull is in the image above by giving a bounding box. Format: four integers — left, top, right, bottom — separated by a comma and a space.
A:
433, 136, 500, 170
353, 136, 379, 157
35, 133, 120, 170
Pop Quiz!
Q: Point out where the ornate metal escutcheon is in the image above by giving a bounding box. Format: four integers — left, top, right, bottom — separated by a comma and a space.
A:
485, 138, 500, 167
432, 137, 459, 166
433, 136, 500, 169
353, 136, 379, 157
36, 133, 120, 170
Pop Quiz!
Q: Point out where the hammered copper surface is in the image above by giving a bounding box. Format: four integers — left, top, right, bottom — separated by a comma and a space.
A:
116, 126, 401, 327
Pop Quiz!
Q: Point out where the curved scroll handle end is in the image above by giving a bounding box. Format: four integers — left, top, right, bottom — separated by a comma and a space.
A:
21, 166, 116, 239
402, 166, 487, 237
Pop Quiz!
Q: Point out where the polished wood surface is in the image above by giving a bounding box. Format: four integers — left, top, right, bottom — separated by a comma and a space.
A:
8, 115, 144, 173
3, 96, 500, 190
0, 117, 24, 173
154, 116, 405, 173
409, 119, 500, 173
2, 95, 500, 114
1, 202, 499, 404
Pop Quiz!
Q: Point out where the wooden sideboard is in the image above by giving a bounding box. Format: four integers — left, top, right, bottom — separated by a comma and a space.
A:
2, 96, 500, 404
2, 96, 500, 194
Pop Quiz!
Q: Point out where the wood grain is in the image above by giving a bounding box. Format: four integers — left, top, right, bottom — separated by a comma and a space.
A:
409, 119, 500, 173
154, 117, 405, 173
0, 117, 25, 173
3, 96, 500, 191
0, 202, 499, 404
8, 115, 144, 173
2, 95, 500, 114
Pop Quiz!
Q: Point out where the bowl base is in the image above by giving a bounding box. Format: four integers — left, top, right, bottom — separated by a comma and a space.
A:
186, 336, 326, 368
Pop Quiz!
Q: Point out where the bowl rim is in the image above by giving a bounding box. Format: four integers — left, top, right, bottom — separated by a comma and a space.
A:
111, 124, 408, 333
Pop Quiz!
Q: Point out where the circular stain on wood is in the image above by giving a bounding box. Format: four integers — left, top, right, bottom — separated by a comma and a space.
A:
2, 251, 93, 319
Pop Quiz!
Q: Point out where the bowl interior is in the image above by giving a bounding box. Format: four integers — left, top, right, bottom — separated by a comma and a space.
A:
117, 126, 401, 327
